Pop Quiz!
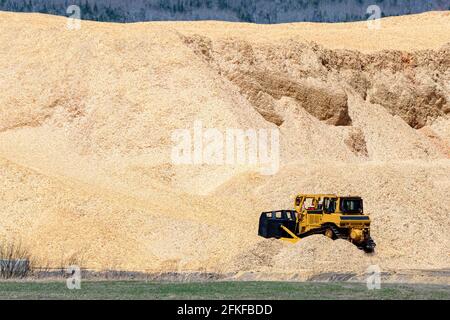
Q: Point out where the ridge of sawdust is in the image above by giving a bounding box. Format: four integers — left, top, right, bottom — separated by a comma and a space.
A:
182, 36, 449, 129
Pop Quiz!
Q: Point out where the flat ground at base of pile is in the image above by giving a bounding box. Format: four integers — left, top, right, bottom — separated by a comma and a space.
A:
0, 281, 448, 300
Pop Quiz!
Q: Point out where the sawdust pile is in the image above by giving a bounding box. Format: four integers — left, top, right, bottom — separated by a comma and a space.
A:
273, 236, 369, 273
0, 11, 449, 279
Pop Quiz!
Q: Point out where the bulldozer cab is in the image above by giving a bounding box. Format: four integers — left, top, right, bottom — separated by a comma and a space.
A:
295, 194, 364, 215
295, 194, 336, 214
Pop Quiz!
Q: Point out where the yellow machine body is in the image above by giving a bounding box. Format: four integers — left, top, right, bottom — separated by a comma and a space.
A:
259, 194, 376, 253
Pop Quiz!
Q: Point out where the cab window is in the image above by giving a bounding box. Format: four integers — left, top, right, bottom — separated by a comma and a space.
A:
325, 198, 336, 213
340, 198, 363, 213
303, 198, 315, 210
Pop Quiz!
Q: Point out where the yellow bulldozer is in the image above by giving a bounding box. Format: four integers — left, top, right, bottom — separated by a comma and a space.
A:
258, 194, 376, 253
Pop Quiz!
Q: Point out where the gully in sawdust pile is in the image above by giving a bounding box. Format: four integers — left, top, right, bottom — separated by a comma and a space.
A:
259, 194, 376, 253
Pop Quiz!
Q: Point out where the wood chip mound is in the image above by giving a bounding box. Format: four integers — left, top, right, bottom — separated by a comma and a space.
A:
0, 11, 449, 279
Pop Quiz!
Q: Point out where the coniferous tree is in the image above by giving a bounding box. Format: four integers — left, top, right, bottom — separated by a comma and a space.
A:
0, 0, 446, 23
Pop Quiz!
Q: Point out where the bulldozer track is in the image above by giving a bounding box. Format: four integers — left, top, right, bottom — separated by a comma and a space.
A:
330, 225, 343, 239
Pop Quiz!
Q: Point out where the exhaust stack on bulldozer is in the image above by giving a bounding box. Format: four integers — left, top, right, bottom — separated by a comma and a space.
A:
258, 194, 376, 253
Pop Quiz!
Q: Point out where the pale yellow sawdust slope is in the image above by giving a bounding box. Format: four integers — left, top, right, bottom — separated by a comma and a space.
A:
0, 155, 261, 272
0, 11, 449, 277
